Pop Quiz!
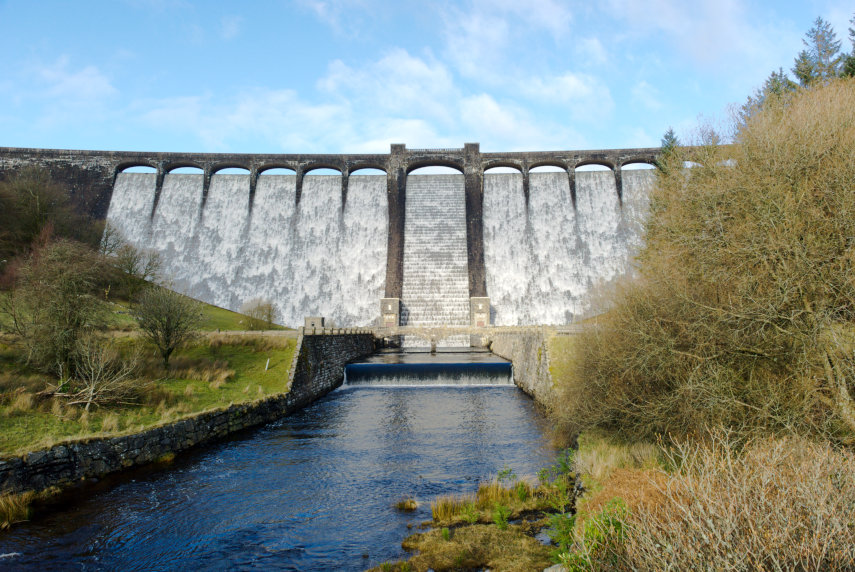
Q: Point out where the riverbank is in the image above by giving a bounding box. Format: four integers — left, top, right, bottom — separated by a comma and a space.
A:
0, 328, 375, 529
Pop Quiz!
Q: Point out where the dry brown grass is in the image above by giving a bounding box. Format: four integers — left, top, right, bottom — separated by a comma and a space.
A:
389, 524, 552, 572
0, 491, 33, 529
207, 334, 290, 352
100, 412, 120, 433
577, 432, 855, 570
555, 78, 855, 444
0, 487, 61, 530
4, 391, 35, 414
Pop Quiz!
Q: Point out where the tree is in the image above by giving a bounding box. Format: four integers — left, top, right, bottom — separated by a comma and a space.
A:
0, 239, 105, 381
0, 167, 100, 260
67, 335, 139, 411
240, 297, 277, 330
114, 243, 162, 301
655, 127, 681, 173
792, 17, 842, 85
842, 14, 855, 77
740, 68, 798, 123
135, 287, 201, 368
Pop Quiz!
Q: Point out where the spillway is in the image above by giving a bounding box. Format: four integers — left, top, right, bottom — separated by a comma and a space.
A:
344, 349, 513, 386
107, 170, 650, 328
107, 173, 388, 327
399, 174, 470, 346
482, 170, 652, 325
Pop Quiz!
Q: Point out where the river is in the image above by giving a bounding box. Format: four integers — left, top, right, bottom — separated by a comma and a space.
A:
0, 360, 555, 570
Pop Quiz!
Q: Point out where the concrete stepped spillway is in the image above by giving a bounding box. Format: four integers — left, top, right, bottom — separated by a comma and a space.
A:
105, 169, 652, 330
400, 174, 470, 347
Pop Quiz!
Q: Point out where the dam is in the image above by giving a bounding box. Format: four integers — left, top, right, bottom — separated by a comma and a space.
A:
0, 143, 657, 330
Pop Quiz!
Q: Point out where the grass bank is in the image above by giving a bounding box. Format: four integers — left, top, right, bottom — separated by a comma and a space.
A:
0, 334, 296, 457
370, 456, 576, 572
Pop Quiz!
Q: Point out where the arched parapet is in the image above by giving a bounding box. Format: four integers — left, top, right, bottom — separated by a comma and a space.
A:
347, 161, 388, 175
210, 162, 252, 175
619, 157, 658, 170
300, 162, 345, 209
404, 159, 465, 175
257, 162, 299, 175
574, 158, 621, 202
482, 159, 524, 173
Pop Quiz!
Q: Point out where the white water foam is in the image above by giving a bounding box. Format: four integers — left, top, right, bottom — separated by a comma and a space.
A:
107, 173, 387, 327
483, 170, 652, 325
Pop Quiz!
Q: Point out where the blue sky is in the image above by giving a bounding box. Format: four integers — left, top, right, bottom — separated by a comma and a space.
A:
0, 0, 852, 154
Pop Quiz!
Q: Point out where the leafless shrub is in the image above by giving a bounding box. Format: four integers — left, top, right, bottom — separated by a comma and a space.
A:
557, 79, 855, 443
590, 432, 855, 570
64, 336, 139, 411
239, 298, 277, 330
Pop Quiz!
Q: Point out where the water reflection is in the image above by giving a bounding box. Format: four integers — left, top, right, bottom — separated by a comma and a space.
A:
0, 386, 554, 571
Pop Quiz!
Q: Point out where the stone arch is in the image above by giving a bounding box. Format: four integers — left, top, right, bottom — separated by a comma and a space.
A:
164, 162, 205, 174
257, 164, 298, 175
211, 164, 251, 175
482, 160, 523, 174
575, 160, 621, 202
405, 160, 464, 175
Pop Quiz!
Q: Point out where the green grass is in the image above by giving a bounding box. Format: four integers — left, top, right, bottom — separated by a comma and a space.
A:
105, 296, 290, 332
0, 337, 296, 456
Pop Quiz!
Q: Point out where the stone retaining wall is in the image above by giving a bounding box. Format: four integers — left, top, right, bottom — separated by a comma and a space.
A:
0, 332, 375, 495
488, 328, 554, 404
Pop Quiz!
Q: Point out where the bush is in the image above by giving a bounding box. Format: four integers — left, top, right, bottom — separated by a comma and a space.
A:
239, 298, 277, 330
135, 287, 202, 368
0, 239, 106, 379
579, 433, 855, 570
557, 79, 855, 443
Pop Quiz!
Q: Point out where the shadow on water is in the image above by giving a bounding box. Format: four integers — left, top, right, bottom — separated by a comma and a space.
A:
0, 352, 554, 571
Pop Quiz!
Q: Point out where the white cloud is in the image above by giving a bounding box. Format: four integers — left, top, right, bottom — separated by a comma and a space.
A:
39, 56, 117, 102
521, 72, 614, 122
318, 49, 458, 126
578, 37, 609, 66
631, 80, 662, 110
220, 15, 243, 40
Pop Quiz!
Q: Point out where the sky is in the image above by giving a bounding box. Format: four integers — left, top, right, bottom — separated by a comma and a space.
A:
0, 0, 852, 155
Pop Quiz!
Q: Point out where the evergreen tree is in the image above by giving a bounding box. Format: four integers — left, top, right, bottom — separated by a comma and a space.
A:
792, 17, 842, 85
660, 127, 679, 152
740, 68, 797, 123
656, 127, 680, 173
843, 14, 855, 77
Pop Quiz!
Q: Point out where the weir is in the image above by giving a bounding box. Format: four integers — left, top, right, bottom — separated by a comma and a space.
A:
344, 349, 513, 387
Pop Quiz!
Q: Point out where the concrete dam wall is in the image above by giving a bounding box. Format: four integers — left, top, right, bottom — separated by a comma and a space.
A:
107, 169, 652, 327
0, 143, 659, 328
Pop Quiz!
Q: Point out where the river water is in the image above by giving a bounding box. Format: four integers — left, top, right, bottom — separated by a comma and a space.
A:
0, 379, 555, 570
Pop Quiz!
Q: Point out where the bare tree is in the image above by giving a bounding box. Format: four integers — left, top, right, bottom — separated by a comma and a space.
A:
66, 335, 139, 411
135, 286, 202, 368
240, 297, 277, 330
100, 224, 161, 300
